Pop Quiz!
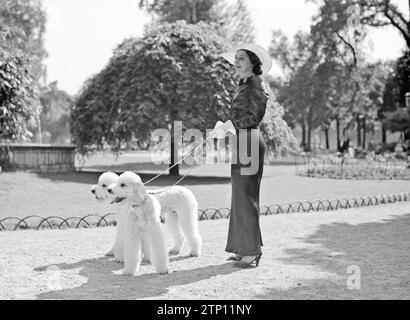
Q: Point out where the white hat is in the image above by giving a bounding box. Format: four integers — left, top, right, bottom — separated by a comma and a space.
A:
221, 43, 273, 75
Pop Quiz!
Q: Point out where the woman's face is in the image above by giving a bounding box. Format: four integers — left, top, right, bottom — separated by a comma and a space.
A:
234, 50, 253, 78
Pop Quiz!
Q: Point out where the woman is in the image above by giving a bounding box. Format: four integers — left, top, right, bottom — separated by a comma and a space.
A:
212, 44, 272, 268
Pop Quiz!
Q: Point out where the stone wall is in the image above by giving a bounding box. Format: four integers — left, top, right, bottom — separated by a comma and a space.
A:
3, 144, 76, 172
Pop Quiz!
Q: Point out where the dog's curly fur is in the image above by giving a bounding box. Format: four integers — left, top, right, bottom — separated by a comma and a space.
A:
109, 172, 169, 275
91, 171, 202, 260
151, 186, 202, 257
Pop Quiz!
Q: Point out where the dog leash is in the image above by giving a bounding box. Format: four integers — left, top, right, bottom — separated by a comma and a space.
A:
143, 132, 218, 193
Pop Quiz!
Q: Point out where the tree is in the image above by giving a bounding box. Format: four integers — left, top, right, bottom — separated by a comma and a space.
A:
353, 61, 392, 148
210, 0, 256, 45
383, 108, 410, 140
0, 24, 41, 169
0, 0, 47, 83
353, 0, 410, 50
0, 49, 40, 141
139, 0, 256, 45
71, 21, 237, 175
138, 0, 219, 24
308, 0, 410, 50
39, 81, 73, 144
0, 0, 47, 152
308, 0, 410, 144
380, 51, 410, 141
308, 0, 368, 68
394, 51, 410, 112
270, 30, 310, 148
380, 67, 400, 142
260, 86, 298, 154
270, 30, 336, 151
307, 0, 388, 149
383, 108, 410, 138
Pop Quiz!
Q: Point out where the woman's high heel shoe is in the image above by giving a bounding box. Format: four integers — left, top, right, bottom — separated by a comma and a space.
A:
227, 255, 242, 261
233, 254, 262, 268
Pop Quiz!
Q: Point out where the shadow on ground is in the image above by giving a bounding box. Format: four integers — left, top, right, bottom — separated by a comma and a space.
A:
35, 170, 231, 186
34, 255, 241, 300
257, 213, 410, 299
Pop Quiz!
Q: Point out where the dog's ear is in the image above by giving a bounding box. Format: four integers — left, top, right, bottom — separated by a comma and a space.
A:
135, 182, 146, 200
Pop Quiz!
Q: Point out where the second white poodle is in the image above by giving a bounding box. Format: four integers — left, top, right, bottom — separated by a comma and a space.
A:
151, 186, 202, 257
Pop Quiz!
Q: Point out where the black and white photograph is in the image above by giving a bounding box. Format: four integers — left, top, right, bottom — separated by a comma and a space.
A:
0, 0, 409, 304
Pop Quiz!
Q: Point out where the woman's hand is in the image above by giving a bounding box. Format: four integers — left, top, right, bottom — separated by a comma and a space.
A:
223, 120, 236, 135
211, 121, 226, 139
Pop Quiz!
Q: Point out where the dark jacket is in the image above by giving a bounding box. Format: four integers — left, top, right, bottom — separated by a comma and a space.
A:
230, 75, 269, 130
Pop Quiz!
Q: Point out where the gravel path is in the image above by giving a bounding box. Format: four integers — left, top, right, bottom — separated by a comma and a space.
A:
1, 202, 409, 300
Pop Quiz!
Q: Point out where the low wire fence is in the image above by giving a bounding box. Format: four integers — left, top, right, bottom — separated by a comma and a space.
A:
1, 192, 410, 231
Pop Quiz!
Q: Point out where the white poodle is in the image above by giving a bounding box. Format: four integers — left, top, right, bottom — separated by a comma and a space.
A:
91, 172, 151, 263
150, 186, 202, 257
108, 172, 169, 275
91, 171, 202, 258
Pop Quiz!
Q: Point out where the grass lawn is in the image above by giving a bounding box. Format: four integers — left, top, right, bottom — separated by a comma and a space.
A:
0, 151, 410, 219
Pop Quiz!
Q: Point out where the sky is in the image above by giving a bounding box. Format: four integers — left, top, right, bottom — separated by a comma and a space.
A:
43, 0, 408, 95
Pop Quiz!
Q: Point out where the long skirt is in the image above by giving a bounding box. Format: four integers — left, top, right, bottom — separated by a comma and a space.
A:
225, 128, 265, 256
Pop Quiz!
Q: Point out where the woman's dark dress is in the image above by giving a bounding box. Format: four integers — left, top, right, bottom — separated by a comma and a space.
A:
225, 75, 268, 257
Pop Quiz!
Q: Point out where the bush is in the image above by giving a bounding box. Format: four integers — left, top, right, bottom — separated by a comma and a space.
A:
299, 152, 410, 180
374, 142, 401, 154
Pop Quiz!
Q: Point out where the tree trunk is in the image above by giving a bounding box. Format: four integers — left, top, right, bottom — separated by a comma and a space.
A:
169, 121, 180, 176
190, 0, 198, 23
166, 88, 180, 176
37, 113, 42, 143
406, 107, 410, 141
301, 120, 307, 150
408, 0, 410, 50
362, 117, 366, 149
382, 122, 387, 144
306, 108, 313, 151
336, 116, 341, 152
169, 142, 179, 176
324, 128, 330, 149
356, 114, 361, 148
307, 124, 312, 152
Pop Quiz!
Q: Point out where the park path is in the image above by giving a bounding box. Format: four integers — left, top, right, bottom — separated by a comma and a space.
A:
1, 201, 409, 300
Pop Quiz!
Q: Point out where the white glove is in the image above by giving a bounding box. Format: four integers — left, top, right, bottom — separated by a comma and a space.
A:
213, 121, 224, 131
222, 120, 236, 136
211, 120, 236, 139
211, 121, 225, 139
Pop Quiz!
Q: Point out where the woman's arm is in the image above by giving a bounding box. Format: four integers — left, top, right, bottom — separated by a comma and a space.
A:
230, 85, 268, 130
